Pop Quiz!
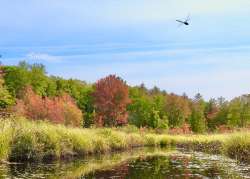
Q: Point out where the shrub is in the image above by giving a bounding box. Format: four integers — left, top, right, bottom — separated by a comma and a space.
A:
14, 87, 83, 127
168, 123, 192, 135
58, 94, 83, 127
15, 87, 47, 120
216, 125, 233, 133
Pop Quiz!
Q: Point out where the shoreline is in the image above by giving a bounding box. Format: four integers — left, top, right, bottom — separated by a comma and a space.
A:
0, 117, 249, 164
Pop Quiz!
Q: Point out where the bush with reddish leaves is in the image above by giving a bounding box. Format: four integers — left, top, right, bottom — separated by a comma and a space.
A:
93, 75, 130, 127
14, 87, 83, 127
168, 123, 192, 135
216, 125, 233, 133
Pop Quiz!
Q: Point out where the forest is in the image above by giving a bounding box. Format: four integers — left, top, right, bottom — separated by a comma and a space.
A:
1, 61, 250, 133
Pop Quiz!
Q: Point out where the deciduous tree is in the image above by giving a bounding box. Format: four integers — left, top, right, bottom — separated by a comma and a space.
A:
0, 78, 14, 109
93, 75, 130, 127
165, 93, 191, 128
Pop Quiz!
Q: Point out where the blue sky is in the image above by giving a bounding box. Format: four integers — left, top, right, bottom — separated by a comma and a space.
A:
1, 0, 250, 100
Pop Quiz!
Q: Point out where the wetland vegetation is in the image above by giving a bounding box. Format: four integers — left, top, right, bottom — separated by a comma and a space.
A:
0, 117, 249, 164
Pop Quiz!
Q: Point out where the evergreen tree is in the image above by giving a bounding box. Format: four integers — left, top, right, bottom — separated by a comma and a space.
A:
189, 93, 206, 133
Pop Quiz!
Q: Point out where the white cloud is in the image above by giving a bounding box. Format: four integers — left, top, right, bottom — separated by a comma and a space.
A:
26, 52, 62, 63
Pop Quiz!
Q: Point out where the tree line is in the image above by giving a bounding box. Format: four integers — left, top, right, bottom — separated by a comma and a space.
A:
0, 61, 250, 133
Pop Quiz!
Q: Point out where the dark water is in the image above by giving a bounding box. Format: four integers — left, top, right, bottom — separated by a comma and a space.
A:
0, 148, 249, 179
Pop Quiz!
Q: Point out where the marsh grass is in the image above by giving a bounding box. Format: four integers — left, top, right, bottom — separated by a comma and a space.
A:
0, 117, 249, 163
0, 119, 13, 160
223, 133, 250, 163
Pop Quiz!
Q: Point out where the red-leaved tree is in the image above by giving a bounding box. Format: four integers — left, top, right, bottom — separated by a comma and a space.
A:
14, 86, 83, 127
93, 75, 130, 127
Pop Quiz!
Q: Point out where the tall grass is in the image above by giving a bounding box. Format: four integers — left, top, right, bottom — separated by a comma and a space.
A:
0, 117, 249, 163
224, 133, 250, 163
0, 119, 13, 160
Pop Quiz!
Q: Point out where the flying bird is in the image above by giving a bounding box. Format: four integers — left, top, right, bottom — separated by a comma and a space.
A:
176, 14, 190, 26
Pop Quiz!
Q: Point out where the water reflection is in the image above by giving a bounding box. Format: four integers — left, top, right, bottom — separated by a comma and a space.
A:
0, 148, 249, 179
84, 153, 248, 179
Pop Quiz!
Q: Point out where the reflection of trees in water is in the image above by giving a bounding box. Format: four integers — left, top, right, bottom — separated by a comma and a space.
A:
1, 150, 246, 179
85, 154, 244, 179
169, 155, 192, 179
85, 155, 195, 178
85, 163, 129, 179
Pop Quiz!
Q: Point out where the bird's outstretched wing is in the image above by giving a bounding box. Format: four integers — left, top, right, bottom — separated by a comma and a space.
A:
176, 20, 184, 23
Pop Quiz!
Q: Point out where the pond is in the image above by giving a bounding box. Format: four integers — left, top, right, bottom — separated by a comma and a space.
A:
0, 148, 249, 179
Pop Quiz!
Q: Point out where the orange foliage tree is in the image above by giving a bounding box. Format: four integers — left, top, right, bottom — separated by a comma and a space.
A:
93, 75, 130, 127
14, 86, 83, 127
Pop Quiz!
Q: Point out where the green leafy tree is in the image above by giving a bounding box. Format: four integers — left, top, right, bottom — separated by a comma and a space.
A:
205, 98, 219, 130
128, 87, 168, 129
208, 97, 229, 129
4, 61, 50, 97
29, 63, 48, 96
78, 85, 95, 127
0, 65, 15, 108
152, 94, 168, 129
165, 93, 191, 128
128, 87, 153, 127
3, 62, 30, 97
0, 78, 14, 108
189, 93, 206, 133
45, 78, 57, 97
227, 95, 250, 127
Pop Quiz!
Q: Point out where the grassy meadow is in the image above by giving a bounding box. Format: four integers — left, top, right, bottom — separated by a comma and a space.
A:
0, 117, 249, 163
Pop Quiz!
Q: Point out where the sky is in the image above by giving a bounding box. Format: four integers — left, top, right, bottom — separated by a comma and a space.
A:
1, 0, 250, 100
